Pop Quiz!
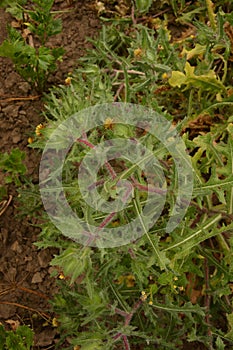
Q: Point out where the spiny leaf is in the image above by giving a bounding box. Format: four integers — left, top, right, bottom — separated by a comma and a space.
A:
169, 62, 226, 92
150, 300, 205, 316
181, 43, 207, 60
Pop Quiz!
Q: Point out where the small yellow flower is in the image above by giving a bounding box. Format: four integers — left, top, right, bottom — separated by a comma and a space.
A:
35, 123, 44, 136
104, 117, 114, 130
59, 273, 65, 280
115, 274, 135, 287
134, 48, 143, 57
65, 77, 72, 85
28, 137, 34, 144
148, 300, 153, 305
197, 254, 205, 259
162, 72, 169, 80
125, 274, 135, 288
52, 317, 59, 327
140, 291, 147, 301
111, 220, 120, 227
173, 276, 178, 281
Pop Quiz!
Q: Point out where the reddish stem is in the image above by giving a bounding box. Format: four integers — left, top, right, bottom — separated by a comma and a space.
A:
114, 307, 128, 317
105, 161, 117, 179
125, 299, 142, 326
131, 177, 167, 195
128, 248, 136, 259
112, 298, 143, 349
204, 257, 213, 347
122, 335, 131, 350
88, 179, 105, 191
77, 138, 95, 149
97, 212, 116, 230
77, 138, 117, 180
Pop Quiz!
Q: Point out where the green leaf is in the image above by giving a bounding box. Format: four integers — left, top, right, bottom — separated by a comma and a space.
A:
182, 44, 208, 60
150, 300, 205, 316
0, 325, 6, 350
4, 1, 27, 20
168, 70, 187, 88
0, 148, 26, 175
0, 39, 20, 59
72, 334, 105, 350
193, 175, 233, 197
38, 46, 54, 70
4, 325, 33, 350
226, 313, 233, 340
169, 62, 226, 92
215, 336, 225, 350
16, 326, 34, 350
51, 247, 92, 284
135, 0, 153, 14
163, 214, 222, 253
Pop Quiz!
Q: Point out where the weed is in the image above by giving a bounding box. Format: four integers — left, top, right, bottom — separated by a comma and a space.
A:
0, 0, 64, 91
0, 323, 34, 350
0, 148, 27, 187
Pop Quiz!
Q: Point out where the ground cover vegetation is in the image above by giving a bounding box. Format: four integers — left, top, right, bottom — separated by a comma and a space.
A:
0, 0, 233, 349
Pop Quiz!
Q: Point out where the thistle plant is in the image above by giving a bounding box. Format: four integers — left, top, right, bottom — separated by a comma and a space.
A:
18, 2, 233, 349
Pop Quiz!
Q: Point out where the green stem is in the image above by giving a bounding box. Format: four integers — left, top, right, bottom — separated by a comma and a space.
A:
163, 214, 221, 251
133, 197, 167, 270
206, 0, 216, 31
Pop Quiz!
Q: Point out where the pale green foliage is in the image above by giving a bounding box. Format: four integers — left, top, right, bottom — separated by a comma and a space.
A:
169, 62, 226, 92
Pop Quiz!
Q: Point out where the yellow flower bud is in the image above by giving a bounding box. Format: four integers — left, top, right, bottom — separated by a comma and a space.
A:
141, 291, 147, 301
134, 48, 143, 57
65, 77, 72, 85
52, 317, 59, 327
162, 72, 169, 80
104, 117, 114, 130
28, 137, 34, 144
35, 123, 44, 136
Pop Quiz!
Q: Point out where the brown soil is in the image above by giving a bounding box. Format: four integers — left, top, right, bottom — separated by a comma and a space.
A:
0, 1, 100, 348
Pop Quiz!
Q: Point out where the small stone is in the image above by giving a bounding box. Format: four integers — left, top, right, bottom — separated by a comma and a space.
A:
34, 329, 56, 347
19, 110, 26, 115
37, 250, 50, 268
11, 241, 23, 253
89, 19, 99, 28
4, 72, 20, 89
0, 304, 16, 319
12, 134, 21, 144
18, 82, 31, 94
2, 105, 19, 118
32, 272, 43, 283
